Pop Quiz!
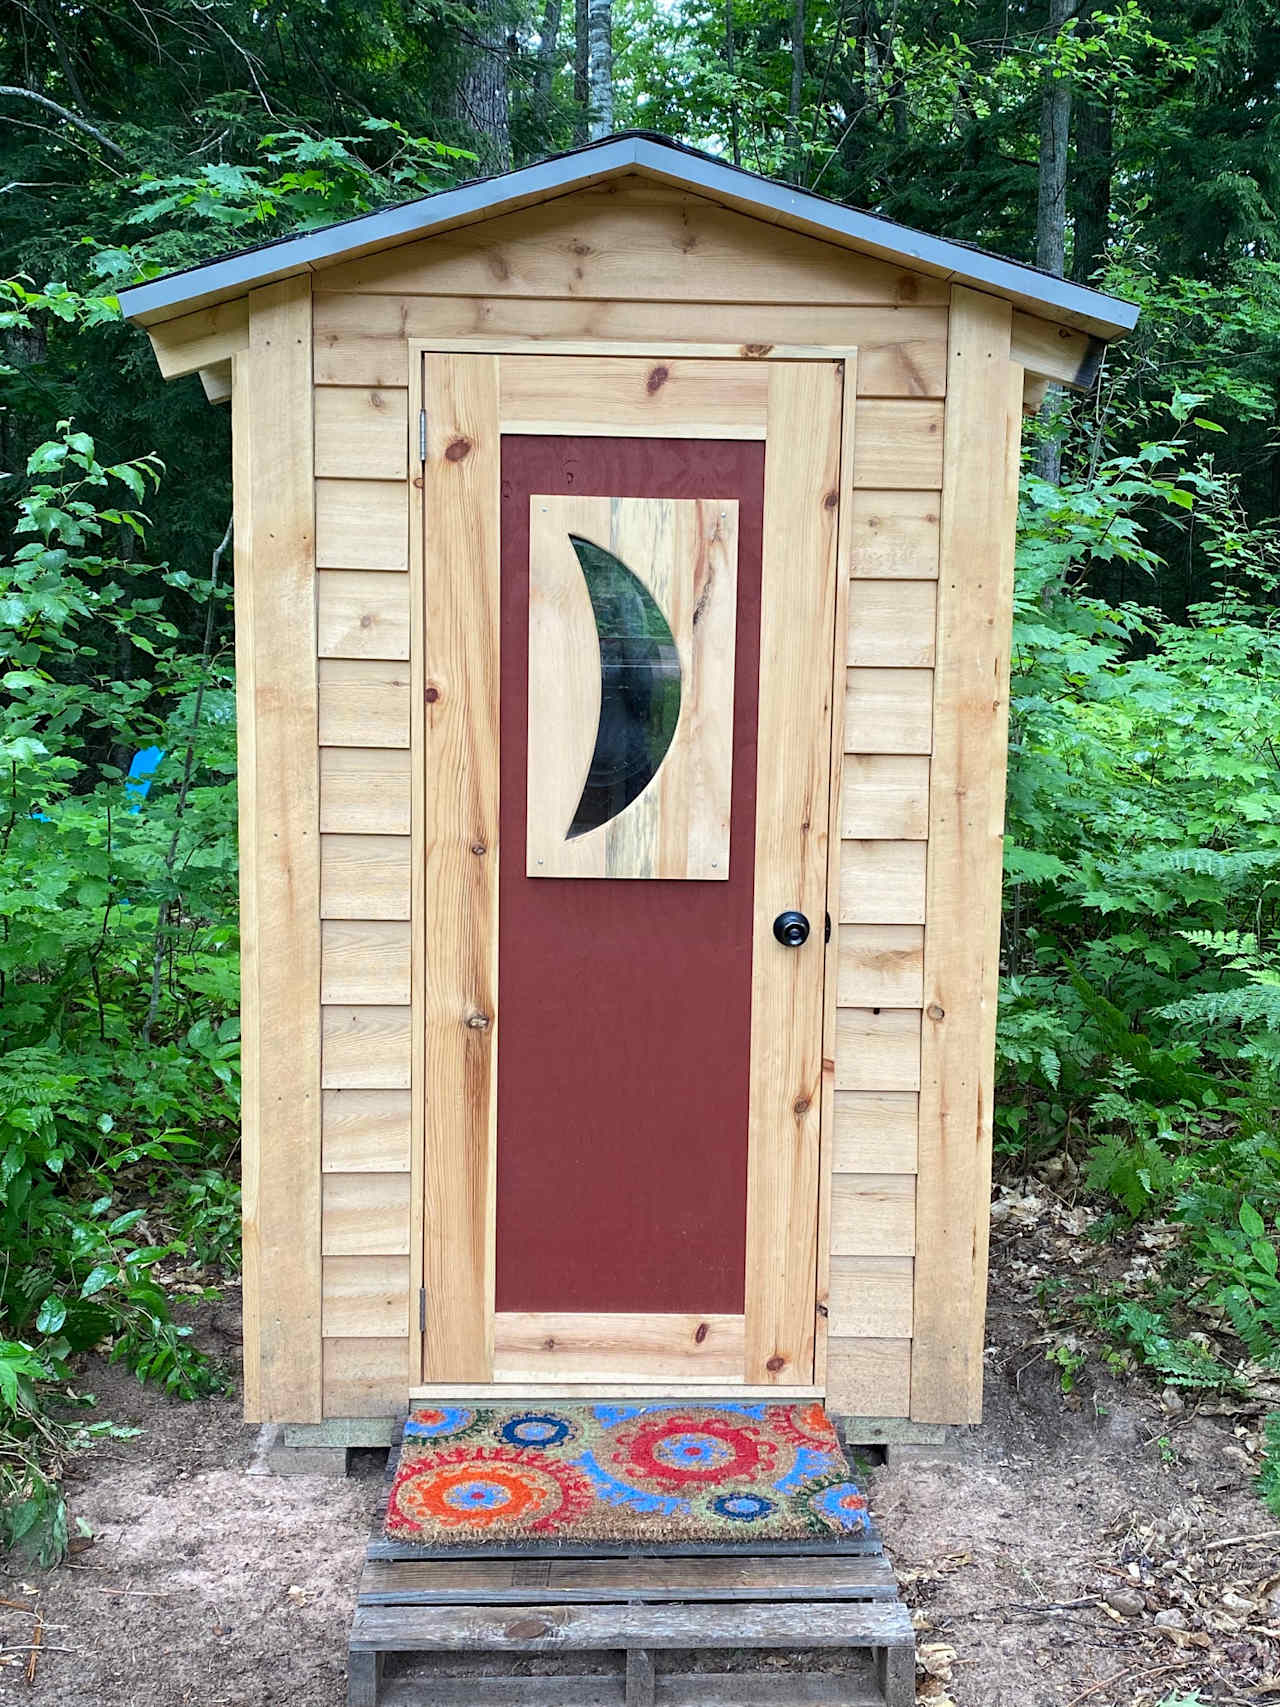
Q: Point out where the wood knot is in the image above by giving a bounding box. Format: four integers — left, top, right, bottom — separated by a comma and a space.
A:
823, 489, 839, 510
646, 365, 670, 394
369, 391, 387, 411
766, 1354, 786, 1373
506, 1619, 550, 1640
896, 273, 920, 302
793, 1096, 811, 1116
694, 1321, 709, 1343
424, 684, 441, 704
360, 613, 372, 628
816, 1302, 829, 1318
741, 343, 774, 358
465, 1010, 491, 1030
470, 841, 488, 856
445, 436, 473, 463
927, 1002, 946, 1021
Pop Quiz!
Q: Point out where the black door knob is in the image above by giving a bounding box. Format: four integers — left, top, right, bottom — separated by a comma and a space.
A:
773, 909, 811, 947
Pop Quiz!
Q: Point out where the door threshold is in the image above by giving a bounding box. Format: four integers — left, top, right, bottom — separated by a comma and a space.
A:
408, 1384, 824, 1402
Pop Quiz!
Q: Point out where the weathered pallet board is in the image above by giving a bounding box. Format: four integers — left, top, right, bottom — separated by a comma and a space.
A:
351, 1599, 913, 1652
374, 1669, 890, 1707
366, 1532, 884, 1561
358, 1553, 899, 1604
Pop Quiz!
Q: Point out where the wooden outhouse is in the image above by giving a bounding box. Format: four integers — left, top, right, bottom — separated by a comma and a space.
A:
119, 133, 1136, 1436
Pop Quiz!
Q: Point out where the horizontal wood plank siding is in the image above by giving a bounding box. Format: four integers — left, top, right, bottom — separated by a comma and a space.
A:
315, 311, 416, 1423
828, 318, 943, 1417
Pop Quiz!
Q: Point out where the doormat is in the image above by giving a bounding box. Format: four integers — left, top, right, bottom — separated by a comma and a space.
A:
382, 1402, 871, 1555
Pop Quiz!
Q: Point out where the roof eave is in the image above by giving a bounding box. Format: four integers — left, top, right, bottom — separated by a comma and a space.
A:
116, 133, 1138, 343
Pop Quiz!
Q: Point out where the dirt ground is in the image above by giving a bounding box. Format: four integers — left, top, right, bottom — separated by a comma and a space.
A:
2, 1195, 1277, 1706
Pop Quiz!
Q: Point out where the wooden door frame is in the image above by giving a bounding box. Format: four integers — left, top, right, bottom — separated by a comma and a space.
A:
406, 338, 857, 1402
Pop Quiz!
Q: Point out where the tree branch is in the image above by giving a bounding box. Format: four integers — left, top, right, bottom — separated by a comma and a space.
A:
0, 85, 128, 159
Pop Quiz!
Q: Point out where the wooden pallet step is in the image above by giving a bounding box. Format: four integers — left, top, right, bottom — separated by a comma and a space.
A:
358, 1553, 899, 1605
367, 1533, 884, 1561
351, 1598, 915, 1653
376, 1668, 889, 1706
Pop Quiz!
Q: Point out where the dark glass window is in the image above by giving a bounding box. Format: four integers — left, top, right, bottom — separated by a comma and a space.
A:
566, 533, 682, 840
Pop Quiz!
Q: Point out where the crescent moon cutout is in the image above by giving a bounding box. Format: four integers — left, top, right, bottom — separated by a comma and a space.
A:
565, 532, 682, 841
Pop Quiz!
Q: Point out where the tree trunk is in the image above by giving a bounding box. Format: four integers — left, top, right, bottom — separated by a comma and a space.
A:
724, 0, 741, 167
457, 0, 511, 170
573, 0, 589, 143
1071, 92, 1112, 284
1034, 0, 1076, 483
789, 0, 807, 178
586, 0, 613, 139
532, 0, 563, 134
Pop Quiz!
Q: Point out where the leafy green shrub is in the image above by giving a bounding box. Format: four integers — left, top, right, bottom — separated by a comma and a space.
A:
996, 408, 1280, 1413
0, 418, 240, 1558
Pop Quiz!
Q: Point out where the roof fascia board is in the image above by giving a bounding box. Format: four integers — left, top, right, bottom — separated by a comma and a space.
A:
118, 133, 1137, 341
119, 140, 646, 325
627, 140, 1138, 339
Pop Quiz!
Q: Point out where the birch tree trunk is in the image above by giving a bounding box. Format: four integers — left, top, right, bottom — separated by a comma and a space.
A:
586, 0, 613, 139
1034, 0, 1076, 482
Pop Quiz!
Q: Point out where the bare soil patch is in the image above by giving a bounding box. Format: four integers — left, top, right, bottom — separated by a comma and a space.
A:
1, 1227, 1275, 1706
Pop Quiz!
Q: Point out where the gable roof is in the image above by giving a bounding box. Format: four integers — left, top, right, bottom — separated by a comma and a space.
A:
116, 131, 1138, 343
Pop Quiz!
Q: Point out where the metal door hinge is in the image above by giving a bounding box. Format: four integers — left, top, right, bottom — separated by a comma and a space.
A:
418, 408, 427, 463
418, 1288, 427, 1333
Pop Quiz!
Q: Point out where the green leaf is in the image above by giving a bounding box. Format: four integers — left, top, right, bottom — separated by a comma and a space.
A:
1241, 1202, 1267, 1240
36, 1297, 67, 1334
79, 1264, 116, 1299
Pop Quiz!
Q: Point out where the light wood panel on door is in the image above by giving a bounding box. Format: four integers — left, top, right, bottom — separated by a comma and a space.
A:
504, 356, 770, 436
744, 359, 845, 1386
419, 352, 501, 1384
527, 495, 737, 879
492, 1314, 747, 1381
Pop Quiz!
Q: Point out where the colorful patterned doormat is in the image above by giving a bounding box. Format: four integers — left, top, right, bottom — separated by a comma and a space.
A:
383, 1402, 871, 1554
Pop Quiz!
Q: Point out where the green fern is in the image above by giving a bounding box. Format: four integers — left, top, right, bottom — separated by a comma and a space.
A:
1259, 1414, 1280, 1517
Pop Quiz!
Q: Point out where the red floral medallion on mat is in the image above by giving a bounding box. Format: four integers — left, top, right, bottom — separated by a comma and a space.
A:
606, 1411, 779, 1490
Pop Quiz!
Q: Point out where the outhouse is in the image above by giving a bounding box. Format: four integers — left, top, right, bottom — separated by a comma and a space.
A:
119, 133, 1136, 1437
